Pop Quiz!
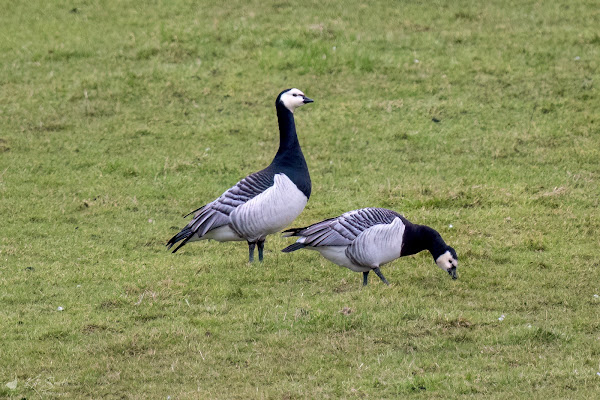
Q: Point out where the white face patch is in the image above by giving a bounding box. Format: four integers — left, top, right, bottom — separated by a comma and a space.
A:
280, 88, 308, 113
435, 250, 457, 272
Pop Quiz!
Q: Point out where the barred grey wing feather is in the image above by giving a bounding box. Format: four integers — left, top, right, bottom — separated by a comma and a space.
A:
295, 208, 404, 248
183, 169, 276, 237
189, 206, 230, 237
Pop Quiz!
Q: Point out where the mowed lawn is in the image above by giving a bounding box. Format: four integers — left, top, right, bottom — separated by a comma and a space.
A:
1, 0, 599, 398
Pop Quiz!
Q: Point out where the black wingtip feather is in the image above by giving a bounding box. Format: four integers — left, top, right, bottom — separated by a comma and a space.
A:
282, 227, 306, 237
183, 205, 205, 218
166, 226, 194, 252
281, 243, 306, 253
171, 236, 192, 253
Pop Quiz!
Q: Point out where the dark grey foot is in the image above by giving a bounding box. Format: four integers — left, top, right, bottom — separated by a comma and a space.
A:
373, 267, 389, 285
362, 271, 369, 286
248, 241, 256, 263
258, 240, 265, 262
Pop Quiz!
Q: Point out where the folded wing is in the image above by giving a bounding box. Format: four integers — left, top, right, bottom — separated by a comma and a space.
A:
167, 168, 275, 252
284, 208, 404, 248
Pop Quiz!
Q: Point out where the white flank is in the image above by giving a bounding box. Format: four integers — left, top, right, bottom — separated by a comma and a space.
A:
313, 246, 370, 272
200, 225, 245, 242
230, 174, 307, 242
347, 217, 405, 268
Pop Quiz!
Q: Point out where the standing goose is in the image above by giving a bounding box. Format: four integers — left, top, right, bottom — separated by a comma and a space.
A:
282, 208, 458, 285
167, 88, 313, 262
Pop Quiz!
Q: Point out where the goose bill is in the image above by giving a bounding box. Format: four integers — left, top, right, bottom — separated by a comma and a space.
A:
448, 266, 457, 280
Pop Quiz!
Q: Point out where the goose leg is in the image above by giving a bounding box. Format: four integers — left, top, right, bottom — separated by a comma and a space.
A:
248, 241, 256, 263
362, 271, 369, 286
257, 240, 265, 262
373, 267, 389, 286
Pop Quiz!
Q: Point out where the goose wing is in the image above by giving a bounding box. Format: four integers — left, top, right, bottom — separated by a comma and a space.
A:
167, 168, 275, 252
284, 208, 404, 247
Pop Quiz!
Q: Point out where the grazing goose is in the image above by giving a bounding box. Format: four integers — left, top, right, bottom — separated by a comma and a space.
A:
282, 208, 458, 285
167, 88, 313, 262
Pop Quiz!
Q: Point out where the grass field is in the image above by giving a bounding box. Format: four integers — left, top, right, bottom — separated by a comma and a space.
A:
1, 0, 600, 398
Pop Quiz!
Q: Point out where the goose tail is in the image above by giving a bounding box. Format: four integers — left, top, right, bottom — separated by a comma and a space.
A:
282, 226, 306, 237
281, 242, 306, 253
166, 226, 195, 253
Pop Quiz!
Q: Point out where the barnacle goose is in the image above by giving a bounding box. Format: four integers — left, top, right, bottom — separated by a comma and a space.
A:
282, 208, 458, 285
167, 88, 313, 262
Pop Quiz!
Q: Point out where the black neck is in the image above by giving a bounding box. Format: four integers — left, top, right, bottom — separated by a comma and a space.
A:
273, 105, 301, 162
401, 224, 447, 260
269, 102, 311, 198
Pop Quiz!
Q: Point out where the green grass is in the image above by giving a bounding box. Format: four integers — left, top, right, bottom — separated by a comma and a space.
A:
1, 0, 600, 398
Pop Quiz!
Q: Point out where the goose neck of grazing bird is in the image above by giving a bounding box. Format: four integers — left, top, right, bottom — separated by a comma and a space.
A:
273, 104, 304, 165
401, 224, 447, 259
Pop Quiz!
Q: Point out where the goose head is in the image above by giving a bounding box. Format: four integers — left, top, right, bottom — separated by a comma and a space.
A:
435, 246, 458, 279
278, 88, 313, 113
